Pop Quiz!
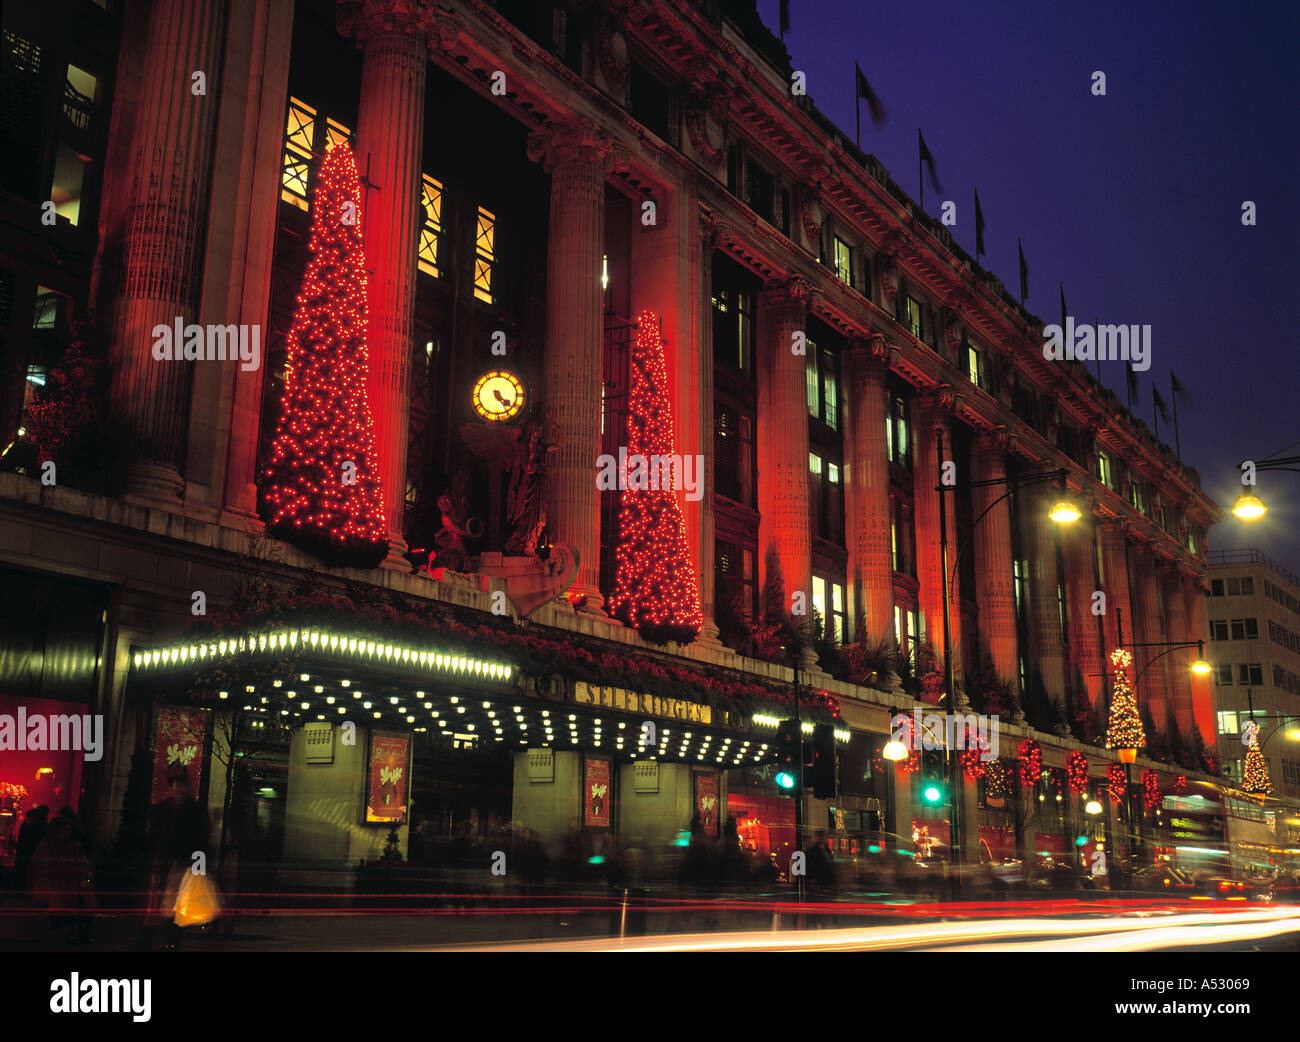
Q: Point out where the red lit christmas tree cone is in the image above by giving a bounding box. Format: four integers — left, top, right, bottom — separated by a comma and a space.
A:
262, 142, 387, 568
606, 311, 704, 643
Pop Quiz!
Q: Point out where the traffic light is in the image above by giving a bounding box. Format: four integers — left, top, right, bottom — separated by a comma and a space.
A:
809, 723, 838, 799
774, 719, 800, 791
920, 749, 945, 805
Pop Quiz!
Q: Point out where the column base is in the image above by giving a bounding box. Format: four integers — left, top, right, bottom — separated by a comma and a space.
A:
380, 533, 412, 573
124, 462, 185, 506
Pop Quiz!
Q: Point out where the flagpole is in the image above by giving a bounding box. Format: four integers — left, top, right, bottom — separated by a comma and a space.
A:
855, 62, 861, 149
918, 128, 923, 211
1152, 386, 1160, 442
974, 188, 980, 262
1171, 372, 1182, 457
1094, 315, 1100, 382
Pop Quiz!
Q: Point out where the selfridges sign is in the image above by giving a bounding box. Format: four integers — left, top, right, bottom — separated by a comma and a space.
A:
571, 681, 711, 725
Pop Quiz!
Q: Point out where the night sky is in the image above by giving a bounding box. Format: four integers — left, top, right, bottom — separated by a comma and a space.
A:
759, 0, 1299, 573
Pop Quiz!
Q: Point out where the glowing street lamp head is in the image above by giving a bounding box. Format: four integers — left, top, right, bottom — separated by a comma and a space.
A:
882, 738, 909, 762
1049, 499, 1081, 524
1191, 657, 1212, 676
1232, 492, 1266, 520
1085, 800, 1103, 815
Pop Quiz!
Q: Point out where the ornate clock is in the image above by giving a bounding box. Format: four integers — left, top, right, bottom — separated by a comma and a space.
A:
471, 369, 524, 423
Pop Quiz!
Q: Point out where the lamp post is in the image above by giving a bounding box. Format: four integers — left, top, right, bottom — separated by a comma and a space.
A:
935, 431, 1077, 891
1105, 608, 1213, 877
1231, 453, 1300, 520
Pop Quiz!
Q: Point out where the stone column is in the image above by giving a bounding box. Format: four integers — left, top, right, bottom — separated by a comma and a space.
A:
1098, 519, 1134, 666
913, 387, 962, 690
1161, 563, 1194, 738
339, 0, 443, 567
1062, 505, 1105, 715
182, 0, 295, 516
527, 119, 621, 611
970, 427, 1019, 705
845, 334, 894, 647
757, 277, 813, 632
1182, 573, 1216, 746
108, 0, 227, 502
1021, 481, 1067, 723
695, 211, 723, 643
1130, 545, 1170, 732
628, 179, 714, 640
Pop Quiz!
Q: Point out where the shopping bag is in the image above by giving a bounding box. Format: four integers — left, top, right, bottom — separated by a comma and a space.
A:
173, 869, 222, 927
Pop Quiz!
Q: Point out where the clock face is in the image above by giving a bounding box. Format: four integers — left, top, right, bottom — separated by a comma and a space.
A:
472, 370, 524, 422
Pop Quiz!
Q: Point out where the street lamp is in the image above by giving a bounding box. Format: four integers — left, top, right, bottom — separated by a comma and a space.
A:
1232, 453, 1300, 521
936, 432, 1077, 890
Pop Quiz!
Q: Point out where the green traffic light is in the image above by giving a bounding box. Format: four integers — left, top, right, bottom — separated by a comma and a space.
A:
775, 770, 797, 790
922, 784, 943, 804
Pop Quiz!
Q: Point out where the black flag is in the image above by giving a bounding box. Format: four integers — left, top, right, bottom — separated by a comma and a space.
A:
1059, 282, 1067, 331
1153, 385, 1169, 425
918, 129, 942, 193
974, 188, 986, 259
1170, 370, 1192, 408
779, 0, 790, 39
855, 64, 887, 128
1125, 361, 1138, 410
1017, 238, 1028, 302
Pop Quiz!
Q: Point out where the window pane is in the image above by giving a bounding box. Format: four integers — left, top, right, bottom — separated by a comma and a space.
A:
474, 207, 495, 303
806, 357, 820, 416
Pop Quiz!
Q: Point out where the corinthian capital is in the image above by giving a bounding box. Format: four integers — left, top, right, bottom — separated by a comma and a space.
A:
762, 275, 813, 313
336, 0, 439, 45
527, 118, 628, 175
973, 424, 1013, 456
918, 384, 958, 418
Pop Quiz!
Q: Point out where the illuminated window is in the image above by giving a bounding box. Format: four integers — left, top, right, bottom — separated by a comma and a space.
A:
966, 340, 983, 388
833, 237, 852, 285
887, 394, 910, 466
418, 174, 443, 278
281, 98, 316, 211
1097, 452, 1114, 490
324, 117, 351, 154
904, 295, 925, 341
63, 65, 98, 131
51, 146, 85, 226
1217, 711, 1239, 735
473, 207, 495, 303
806, 354, 820, 415
280, 98, 351, 212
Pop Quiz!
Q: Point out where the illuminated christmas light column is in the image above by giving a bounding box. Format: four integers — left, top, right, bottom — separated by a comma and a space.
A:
108, 0, 225, 501
338, 0, 444, 567
606, 311, 704, 643
970, 427, 1020, 712
527, 119, 622, 613
845, 334, 894, 649
261, 144, 387, 567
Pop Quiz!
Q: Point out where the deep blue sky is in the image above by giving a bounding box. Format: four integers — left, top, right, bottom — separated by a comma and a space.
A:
757, 0, 1299, 574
